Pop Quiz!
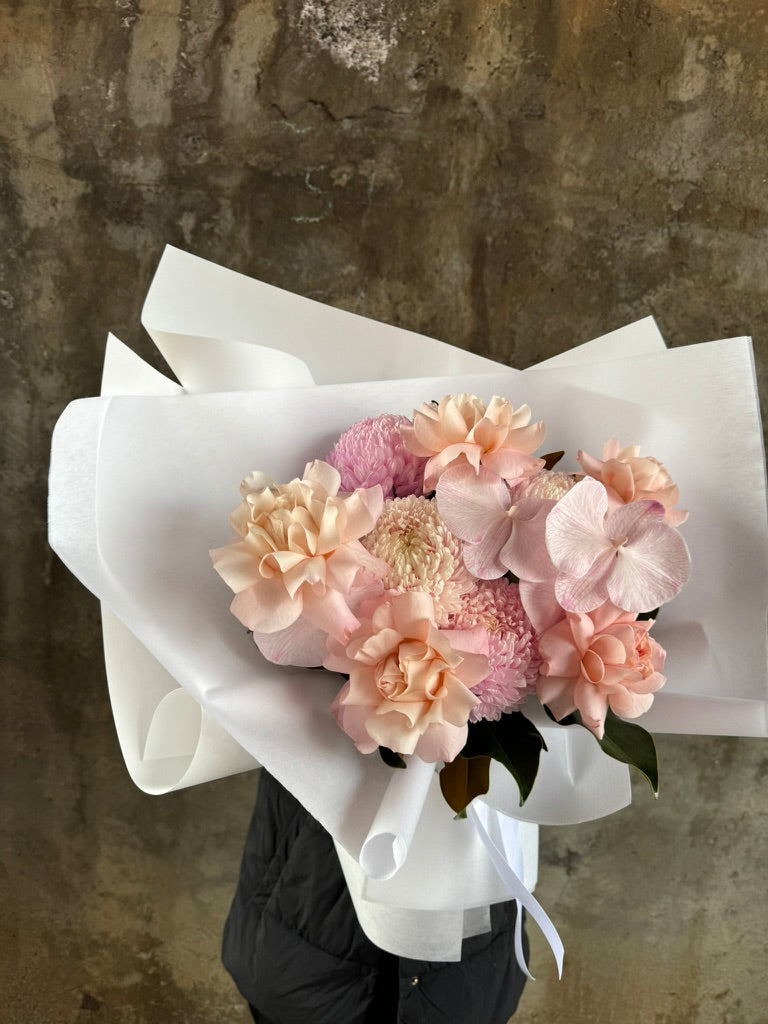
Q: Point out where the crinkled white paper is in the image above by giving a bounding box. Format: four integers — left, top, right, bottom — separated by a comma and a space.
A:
48, 247, 768, 961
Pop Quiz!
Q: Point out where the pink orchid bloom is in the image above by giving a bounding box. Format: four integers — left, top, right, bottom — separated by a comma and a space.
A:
435, 464, 555, 582
546, 477, 690, 613
537, 601, 667, 738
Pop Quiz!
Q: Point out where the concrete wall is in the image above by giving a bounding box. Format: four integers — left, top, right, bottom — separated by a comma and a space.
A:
2, 2, 767, 1021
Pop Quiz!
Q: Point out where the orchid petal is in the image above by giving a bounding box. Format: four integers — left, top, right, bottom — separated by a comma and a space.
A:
436, 464, 511, 541
252, 616, 328, 667
519, 578, 564, 634
607, 520, 691, 612
546, 477, 612, 577
606, 497, 665, 538
461, 515, 513, 579
499, 500, 554, 582
555, 547, 615, 612
301, 587, 360, 642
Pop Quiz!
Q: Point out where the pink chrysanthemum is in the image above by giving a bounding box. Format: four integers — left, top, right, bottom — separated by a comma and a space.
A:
450, 579, 541, 722
327, 414, 427, 498
362, 495, 474, 624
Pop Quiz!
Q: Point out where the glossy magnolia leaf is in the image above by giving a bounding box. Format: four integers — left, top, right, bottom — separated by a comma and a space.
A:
379, 746, 406, 769
598, 709, 659, 796
541, 450, 565, 470
636, 607, 660, 621
461, 713, 547, 805
439, 754, 491, 815
541, 706, 659, 796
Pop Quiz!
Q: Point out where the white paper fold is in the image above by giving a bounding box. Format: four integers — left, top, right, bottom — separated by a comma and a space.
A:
359, 756, 436, 880
48, 246, 768, 963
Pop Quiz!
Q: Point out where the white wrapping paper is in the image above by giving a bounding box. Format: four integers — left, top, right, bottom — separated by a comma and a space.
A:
48, 247, 768, 962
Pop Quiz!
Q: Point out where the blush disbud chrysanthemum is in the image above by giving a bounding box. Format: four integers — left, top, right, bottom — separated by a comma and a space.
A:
326, 414, 427, 497
362, 495, 474, 624
450, 580, 541, 722
512, 470, 579, 502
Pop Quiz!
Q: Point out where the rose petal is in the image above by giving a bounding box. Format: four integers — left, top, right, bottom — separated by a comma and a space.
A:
573, 679, 609, 737
608, 690, 655, 719
536, 676, 577, 720
414, 722, 469, 763
538, 618, 584, 678
230, 579, 302, 633
304, 459, 341, 496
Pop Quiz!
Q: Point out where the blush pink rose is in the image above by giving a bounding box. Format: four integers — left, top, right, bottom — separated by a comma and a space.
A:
400, 394, 546, 492
578, 439, 688, 526
325, 590, 489, 763
536, 601, 667, 738
210, 460, 387, 642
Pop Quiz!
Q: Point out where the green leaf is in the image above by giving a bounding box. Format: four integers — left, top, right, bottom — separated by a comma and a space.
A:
378, 746, 406, 769
461, 714, 547, 805
439, 755, 491, 814
598, 709, 659, 796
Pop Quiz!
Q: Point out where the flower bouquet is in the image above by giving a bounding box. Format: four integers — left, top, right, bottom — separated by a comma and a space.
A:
210, 392, 690, 826
49, 247, 768, 969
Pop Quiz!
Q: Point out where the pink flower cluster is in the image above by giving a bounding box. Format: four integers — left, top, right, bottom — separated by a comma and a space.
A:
212, 400, 691, 763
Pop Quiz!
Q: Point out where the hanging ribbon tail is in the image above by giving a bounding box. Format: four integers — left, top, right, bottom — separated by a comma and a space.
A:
467, 802, 565, 980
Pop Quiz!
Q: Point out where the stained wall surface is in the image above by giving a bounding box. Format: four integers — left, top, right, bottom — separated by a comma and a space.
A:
2, 2, 767, 1022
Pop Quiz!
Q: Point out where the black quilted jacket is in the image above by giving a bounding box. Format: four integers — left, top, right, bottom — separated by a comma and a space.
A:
222, 771, 528, 1024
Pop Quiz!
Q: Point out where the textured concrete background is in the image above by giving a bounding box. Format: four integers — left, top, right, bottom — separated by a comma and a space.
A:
2, 1, 768, 1022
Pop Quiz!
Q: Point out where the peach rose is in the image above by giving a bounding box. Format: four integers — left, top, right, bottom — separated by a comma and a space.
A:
325, 590, 489, 763
536, 601, 666, 738
400, 394, 545, 491
578, 439, 688, 526
210, 460, 386, 642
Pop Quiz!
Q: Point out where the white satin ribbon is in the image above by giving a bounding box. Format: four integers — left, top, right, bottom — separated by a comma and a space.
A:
467, 801, 565, 980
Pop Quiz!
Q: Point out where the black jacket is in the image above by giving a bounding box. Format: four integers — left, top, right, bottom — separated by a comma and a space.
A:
222, 771, 528, 1024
